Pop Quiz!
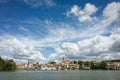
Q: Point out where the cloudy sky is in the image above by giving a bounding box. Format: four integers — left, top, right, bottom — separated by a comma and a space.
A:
0, 0, 120, 64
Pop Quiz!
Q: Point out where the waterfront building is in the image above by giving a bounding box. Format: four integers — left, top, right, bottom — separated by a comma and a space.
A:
41, 64, 57, 70
106, 60, 120, 70
17, 59, 120, 70
17, 64, 25, 70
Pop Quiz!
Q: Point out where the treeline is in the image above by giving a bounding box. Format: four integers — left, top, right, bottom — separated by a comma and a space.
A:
0, 57, 16, 71
49, 60, 107, 70
90, 61, 107, 70
77, 60, 107, 70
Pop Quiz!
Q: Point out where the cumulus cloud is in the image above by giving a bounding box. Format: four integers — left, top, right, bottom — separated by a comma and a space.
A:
102, 2, 120, 26
54, 2, 119, 61
109, 27, 120, 52
24, 0, 56, 8
0, 2, 120, 63
67, 2, 120, 24
67, 3, 98, 22
0, 38, 47, 64
49, 42, 80, 61
49, 27, 120, 61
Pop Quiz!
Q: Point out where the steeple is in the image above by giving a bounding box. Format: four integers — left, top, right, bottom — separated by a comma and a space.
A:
62, 57, 64, 61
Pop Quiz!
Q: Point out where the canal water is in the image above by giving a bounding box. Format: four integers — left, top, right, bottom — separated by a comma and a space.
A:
0, 70, 120, 80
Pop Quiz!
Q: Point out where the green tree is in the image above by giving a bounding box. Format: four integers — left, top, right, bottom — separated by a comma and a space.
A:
0, 57, 16, 71
49, 61, 56, 65
94, 64, 100, 69
90, 61, 95, 69
78, 60, 83, 66
99, 61, 107, 70
84, 61, 90, 67
73, 60, 77, 64
5, 60, 16, 71
0, 56, 6, 71
90, 61, 107, 70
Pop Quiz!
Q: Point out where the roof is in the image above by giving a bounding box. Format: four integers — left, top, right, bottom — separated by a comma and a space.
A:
106, 60, 120, 62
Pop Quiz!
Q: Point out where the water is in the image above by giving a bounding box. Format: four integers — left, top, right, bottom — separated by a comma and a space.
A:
0, 70, 120, 80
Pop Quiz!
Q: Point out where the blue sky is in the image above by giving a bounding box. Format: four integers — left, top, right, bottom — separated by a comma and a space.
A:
0, 0, 120, 64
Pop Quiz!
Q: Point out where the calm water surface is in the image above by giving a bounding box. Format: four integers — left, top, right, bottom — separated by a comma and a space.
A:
0, 70, 120, 80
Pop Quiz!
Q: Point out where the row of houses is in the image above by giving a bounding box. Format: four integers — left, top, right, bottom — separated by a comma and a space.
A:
17, 59, 80, 70
17, 59, 120, 70
106, 60, 120, 70
17, 62, 41, 70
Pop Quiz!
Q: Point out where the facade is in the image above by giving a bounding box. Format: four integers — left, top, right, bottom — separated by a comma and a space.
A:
106, 60, 120, 70
27, 62, 34, 69
17, 64, 25, 70
41, 64, 57, 70
17, 59, 120, 70
17, 62, 41, 70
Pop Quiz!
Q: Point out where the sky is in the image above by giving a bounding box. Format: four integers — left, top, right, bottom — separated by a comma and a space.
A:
0, 0, 120, 64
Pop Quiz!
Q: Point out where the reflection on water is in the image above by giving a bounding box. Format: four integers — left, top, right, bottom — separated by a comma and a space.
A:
0, 70, 120, 80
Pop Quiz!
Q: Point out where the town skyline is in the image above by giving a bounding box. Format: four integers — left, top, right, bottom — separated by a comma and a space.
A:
17, 58, 120, 70
0, 0, 120, 64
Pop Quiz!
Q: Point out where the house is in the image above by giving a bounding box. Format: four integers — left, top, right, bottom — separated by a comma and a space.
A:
69, 63, 79, 70
27, 62, 34, 70
106, 60, 120, 70
41, 64, 57, 70
17, 64, 25, 70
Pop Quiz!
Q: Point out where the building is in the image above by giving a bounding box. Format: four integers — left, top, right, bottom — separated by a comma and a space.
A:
41, 64, 57, 70
106, 60, 120, 70
17, 62, 41, 70
17, 64, 25, 70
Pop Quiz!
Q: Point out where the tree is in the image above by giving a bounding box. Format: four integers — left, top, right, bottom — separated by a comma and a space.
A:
49, 61, 56, 65
73, 60, 77, 64
84, 61, 90, 67
78, 60, 83, 66
0, 57, 16, 71
90, 61, 107, 70
99, 61, 107, 70
0, 56, 6, 71
94, 64, 100, 69
90, 61, 95, 69
4, 60, 16, 71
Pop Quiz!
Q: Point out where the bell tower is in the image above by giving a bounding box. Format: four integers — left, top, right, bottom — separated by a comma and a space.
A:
62, 57, 64, 61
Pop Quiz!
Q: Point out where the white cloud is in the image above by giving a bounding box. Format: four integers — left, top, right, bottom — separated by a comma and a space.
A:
49, 27, 120, 61
102, 2, 120, 27
67, 5, 79, 16
18, 27, 29, 32
24, 0, 56, 8
49, 42, 79, 61
67, 2, 120, 24
26, 23, 104, 48
67, 3, 98, 22
0, 38, 47, 64
0, 2, 120, 63
78, 36, 112, 55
